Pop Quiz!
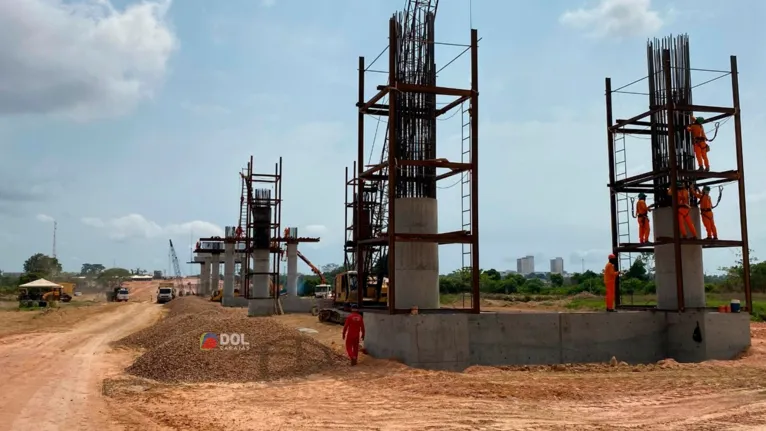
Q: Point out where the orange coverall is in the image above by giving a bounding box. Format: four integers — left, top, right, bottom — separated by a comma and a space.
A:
604, 261, 617, 311
342, 311, 365, 365
667, 187, 698, 238
687, 123, 710, 170
693, 190, 718, 239
635, 199, 651, 243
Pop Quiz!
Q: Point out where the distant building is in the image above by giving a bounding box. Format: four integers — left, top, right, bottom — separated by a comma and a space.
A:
550, 257, 564, 275
516, 255, 535, 275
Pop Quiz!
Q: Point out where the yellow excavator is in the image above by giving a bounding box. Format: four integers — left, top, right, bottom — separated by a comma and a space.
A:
211, 288, 240, 302
316, 271, 388, 324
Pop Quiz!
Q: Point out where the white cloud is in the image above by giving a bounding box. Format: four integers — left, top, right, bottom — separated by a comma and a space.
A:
36, 213, 54, 223
81, 214, 223, 241
303, 224, 328, 237
0, 0, 177, 120
560, 0, 664, 39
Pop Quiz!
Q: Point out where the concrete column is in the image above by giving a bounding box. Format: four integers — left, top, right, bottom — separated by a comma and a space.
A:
653, 207, 705, 309
210, 255, 221, 295
286, 243, 298, 296
200, 259, 211, 296
223, 243, 235, 299
248, 249, 272, 316
393, 197, 440, 309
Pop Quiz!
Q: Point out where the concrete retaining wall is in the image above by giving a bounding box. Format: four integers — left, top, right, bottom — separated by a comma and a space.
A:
364, 310, 750, 370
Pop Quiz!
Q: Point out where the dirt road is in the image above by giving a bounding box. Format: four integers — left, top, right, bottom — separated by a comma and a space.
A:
0, 302, 162, 431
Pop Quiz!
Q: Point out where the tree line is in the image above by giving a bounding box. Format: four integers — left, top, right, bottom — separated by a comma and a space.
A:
297, 251, 765, 297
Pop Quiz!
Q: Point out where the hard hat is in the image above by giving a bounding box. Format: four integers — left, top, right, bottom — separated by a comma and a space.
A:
638, 192, 646, 199
676, 181, 684, 187
703, 185, 710, 192
695, 117, 705, 124
351, 303, 359, 310
608, 254, 616, 259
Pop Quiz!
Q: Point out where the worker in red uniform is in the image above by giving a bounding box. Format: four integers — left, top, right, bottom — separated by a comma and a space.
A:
667, 181, 697, 239
634, 193, 654, 243
687, 115, 710, 172
693, 185, 718, 240
235, 225, 243, 239
342, 304, 365, 366
604, 254, 618, 312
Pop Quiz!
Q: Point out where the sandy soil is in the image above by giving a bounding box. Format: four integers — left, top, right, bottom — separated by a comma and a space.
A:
101, 311, 766, 431
3, 290, 766, 430
0, 300, 164, 430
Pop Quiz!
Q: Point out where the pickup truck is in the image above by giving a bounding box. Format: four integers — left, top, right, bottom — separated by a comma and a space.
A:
157, 287, 174, 304
116, 288, 130, 302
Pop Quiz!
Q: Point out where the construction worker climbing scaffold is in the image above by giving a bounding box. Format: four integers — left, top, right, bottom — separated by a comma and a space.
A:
667, 181, 698, 239
693, 185, 722, 240
631, 193, 655, 243
687, 115, 711, 171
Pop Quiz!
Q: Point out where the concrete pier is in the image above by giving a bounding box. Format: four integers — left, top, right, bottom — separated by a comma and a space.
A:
393, 198, 439, 310
200, 258, 211, 296
286, 243, 298, 297
247, 249, 273, 316
210, 257, 220, 295
223, 242, 235, 300
653, 207, 705, 309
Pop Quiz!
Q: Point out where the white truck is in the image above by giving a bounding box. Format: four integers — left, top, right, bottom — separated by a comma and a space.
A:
157, 286, 175, 304
116, 288, 130, 302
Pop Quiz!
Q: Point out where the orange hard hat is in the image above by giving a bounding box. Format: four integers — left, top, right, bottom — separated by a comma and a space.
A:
608, 254, 616, 259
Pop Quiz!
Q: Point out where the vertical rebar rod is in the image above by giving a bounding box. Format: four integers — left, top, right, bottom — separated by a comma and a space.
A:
356, 56, 365, 309
662, 49, 686, 312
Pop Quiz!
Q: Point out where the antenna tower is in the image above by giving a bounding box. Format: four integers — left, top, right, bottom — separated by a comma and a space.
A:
53, 221, 57, 258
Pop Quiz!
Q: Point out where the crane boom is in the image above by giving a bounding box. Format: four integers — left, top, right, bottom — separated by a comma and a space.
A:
168, 239, 185, 293
295, 250, 326, 284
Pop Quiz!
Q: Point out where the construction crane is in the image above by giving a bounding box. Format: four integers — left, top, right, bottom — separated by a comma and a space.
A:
296, 250, 326, 284
168, 239, 186, 295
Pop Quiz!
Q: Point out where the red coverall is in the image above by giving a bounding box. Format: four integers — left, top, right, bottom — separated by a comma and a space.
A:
342, 311, 365, 364
604, 261, 617, 311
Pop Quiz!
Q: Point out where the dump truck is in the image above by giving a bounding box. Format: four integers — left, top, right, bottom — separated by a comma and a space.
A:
157, 281, 176, 304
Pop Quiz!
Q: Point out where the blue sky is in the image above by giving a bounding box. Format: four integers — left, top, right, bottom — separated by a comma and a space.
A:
0, 0, 764, 276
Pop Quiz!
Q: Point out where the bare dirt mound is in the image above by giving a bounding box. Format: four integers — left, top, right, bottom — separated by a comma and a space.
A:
123, 297, 346, 383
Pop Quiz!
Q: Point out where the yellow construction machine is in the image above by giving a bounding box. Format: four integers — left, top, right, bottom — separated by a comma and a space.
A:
316, 271, 388, 324
211, 288, 240, 302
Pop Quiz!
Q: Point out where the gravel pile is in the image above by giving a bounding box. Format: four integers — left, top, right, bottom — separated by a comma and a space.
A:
124, 297, 346, 383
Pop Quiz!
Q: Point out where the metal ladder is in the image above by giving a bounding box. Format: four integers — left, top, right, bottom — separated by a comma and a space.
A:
460, 101, 472, 270
613, 133, 633, 271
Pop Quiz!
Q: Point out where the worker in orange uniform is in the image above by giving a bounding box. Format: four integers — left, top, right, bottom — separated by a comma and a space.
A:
693, 185, 718, 240
667, 181, 698, 239
342, 304, 365, 366
687, 115, 710, 171
604, 254, 618, 312
634, 193, 654, 243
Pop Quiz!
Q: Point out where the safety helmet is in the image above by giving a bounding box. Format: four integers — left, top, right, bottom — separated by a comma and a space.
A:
676, 181, 684, 187
695, 117, 705, 124
638, 192, 646, 199
351, 303, 359, 310
703, 185, 710, 192
608, 254, 616, 260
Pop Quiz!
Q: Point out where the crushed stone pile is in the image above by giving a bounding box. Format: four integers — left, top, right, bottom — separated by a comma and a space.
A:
123, 297, 346, 383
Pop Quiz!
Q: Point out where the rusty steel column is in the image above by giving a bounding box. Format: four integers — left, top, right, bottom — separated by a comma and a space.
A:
356, 56, 365, 309
662, 49, 685, 311
469, 28, 480, 314
605, 77, 621, 307
386, 16, 397, 314
730, 55, 752, 313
